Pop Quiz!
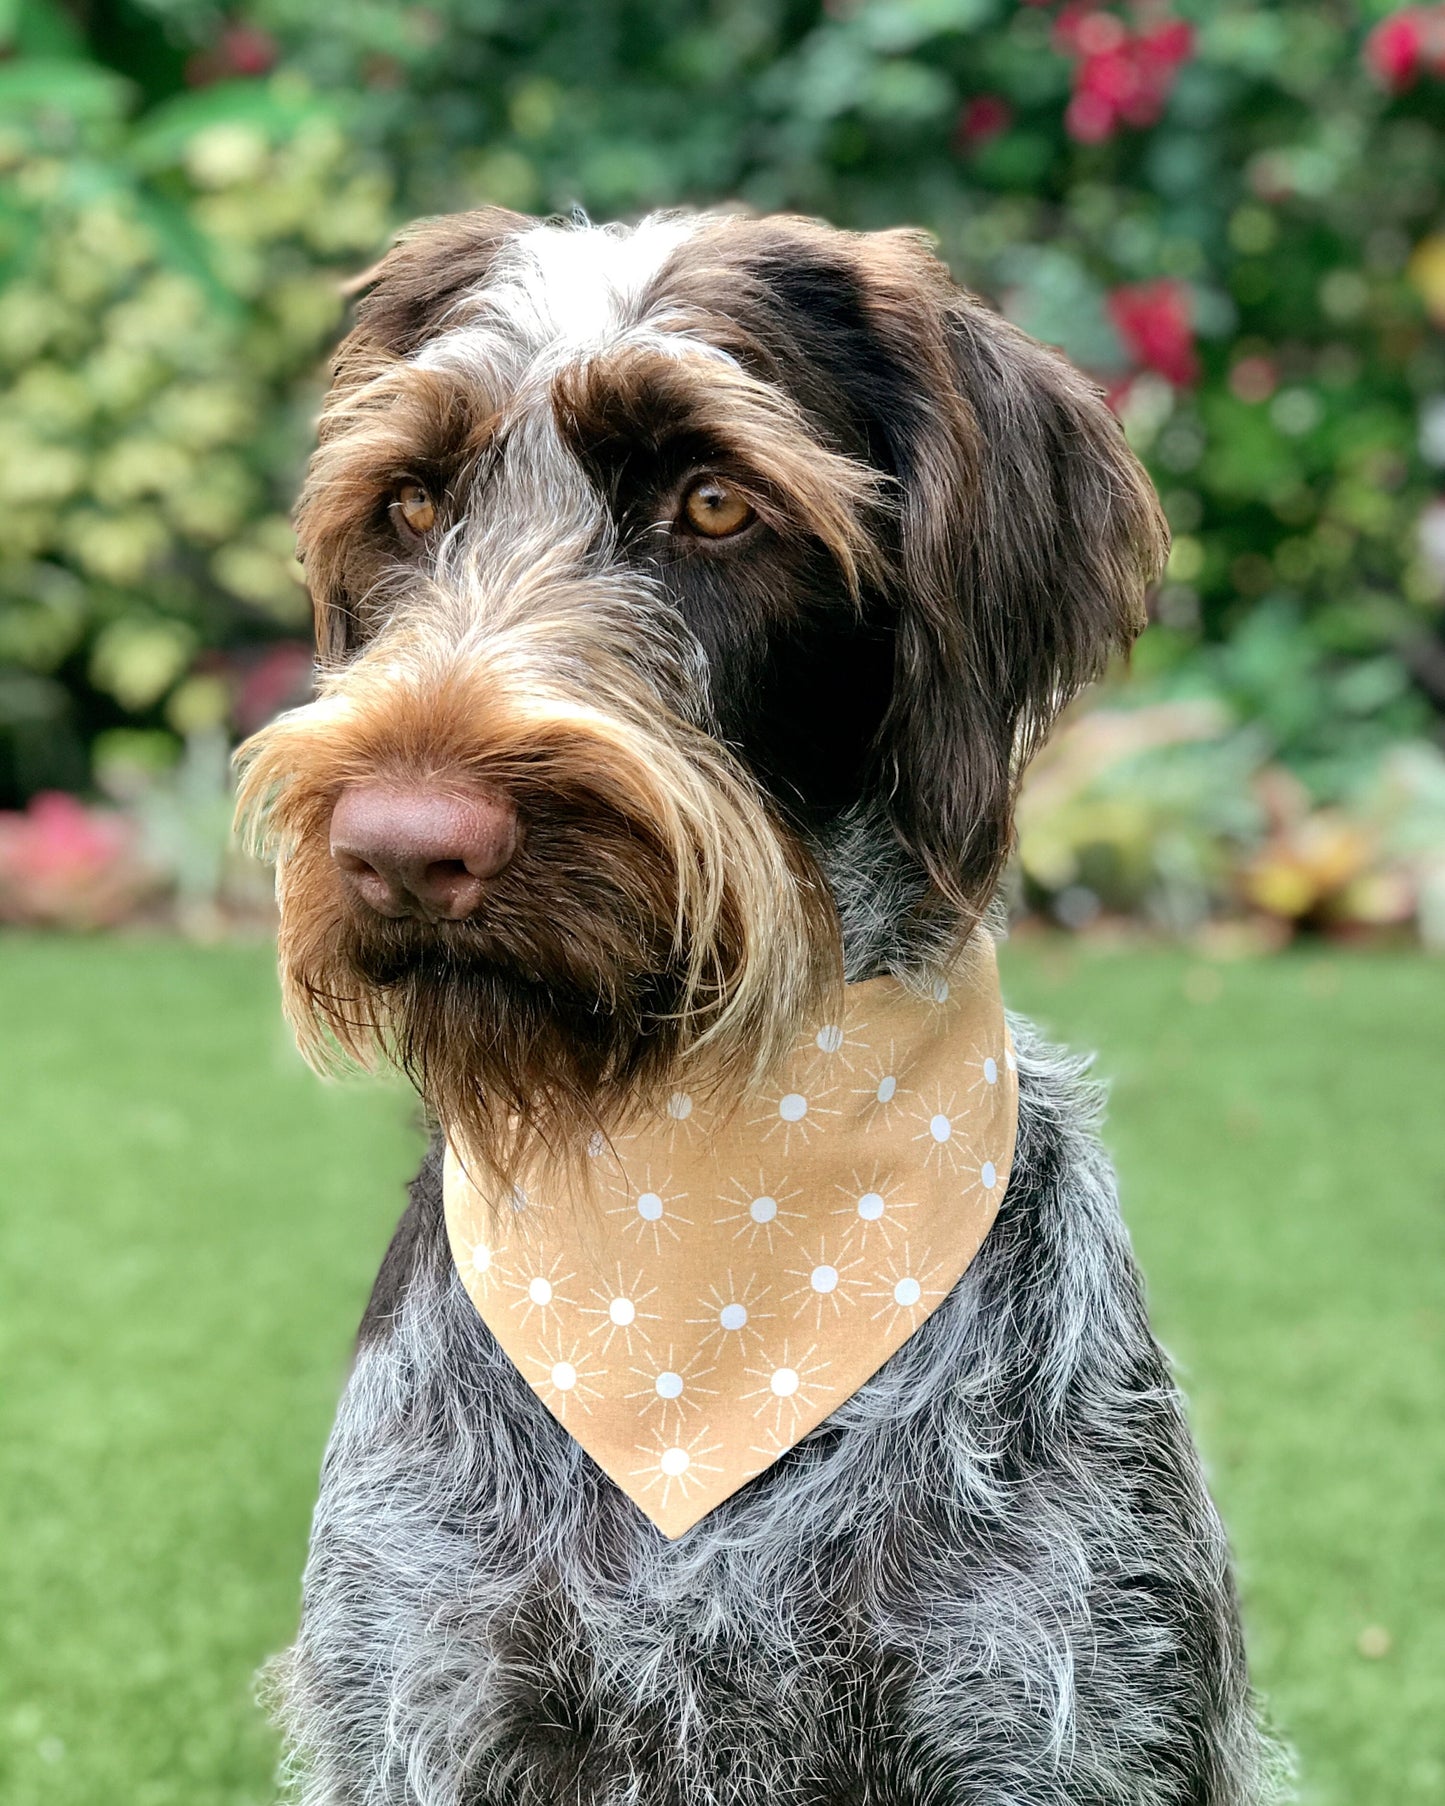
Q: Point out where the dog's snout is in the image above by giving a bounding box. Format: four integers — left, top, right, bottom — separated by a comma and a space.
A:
329, 785, 518, 921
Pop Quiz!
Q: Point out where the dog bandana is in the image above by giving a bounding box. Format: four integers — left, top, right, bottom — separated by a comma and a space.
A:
444, 932, 1018, 1538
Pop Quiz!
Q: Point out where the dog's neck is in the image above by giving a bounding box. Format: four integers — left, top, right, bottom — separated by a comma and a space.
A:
809, 798, 972, 986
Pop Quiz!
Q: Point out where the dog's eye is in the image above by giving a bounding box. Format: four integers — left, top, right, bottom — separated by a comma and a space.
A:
392, 482, 436, 538
680, 476, 754, 540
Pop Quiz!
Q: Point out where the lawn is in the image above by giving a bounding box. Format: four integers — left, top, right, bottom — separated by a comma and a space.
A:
1, 936, 1441, 1805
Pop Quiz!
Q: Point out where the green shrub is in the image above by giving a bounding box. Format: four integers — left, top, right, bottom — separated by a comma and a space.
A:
0, 12, 391, 800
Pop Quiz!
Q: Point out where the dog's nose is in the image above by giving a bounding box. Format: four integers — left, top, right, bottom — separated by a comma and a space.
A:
329, 785, 519, 921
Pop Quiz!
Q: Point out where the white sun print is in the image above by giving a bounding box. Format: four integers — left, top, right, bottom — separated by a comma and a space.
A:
464, 1235, 506, 1295
750, 1081, 838, 1153
743, 1339, 832, 1442
625, 1344, 719, 1428
912, 1084, 977, 1175
717, 1172, 806, 1251
781, 1236, 863, 1329
580, 1127, 629, 1193
655, 1088, 703, 1153
507, 1251, 576, 1327
863, 1242, 948, 1334
832, 1169, 917, 1252
582, 1264, 661, 1356
975, 1151, 1004, 1196
687, 1269, 775, 1357
806, 1012, 866, 1079
852, 1041, 909, 1129
527, 1333, 603, 1420
631, 1430, 724, 1511
603, 1166, 692, 1254
963, 1037, 1011, 1103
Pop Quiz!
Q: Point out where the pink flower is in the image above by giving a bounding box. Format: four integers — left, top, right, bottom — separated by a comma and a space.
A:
0, 793, 130, 883
1052, 2, 1107, 57
1058, 7, 1193, 143
0, 793, 154, 928
954, 94, 1014, 151
220, 24, 278, 77
1107, 280, 1200, 388
1229, 356, 1277, 404
1065, 90, 1118, 143
184, 18, 277, 86
1072, 9, 1129, 57
1365, 9, 1428, 88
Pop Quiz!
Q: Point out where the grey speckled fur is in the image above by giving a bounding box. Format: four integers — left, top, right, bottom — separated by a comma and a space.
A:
267, 1013, 1285, 1805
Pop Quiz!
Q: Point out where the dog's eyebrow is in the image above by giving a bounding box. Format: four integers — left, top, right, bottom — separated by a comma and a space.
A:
412, 318, 740, 400
549, 344, 892, 596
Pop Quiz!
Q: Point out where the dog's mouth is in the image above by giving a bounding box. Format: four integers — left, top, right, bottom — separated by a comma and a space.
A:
332, 792, 687, 1007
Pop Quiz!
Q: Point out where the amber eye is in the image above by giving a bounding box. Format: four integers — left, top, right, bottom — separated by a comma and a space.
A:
392, 481, 436, 537
680, 475, 754, 539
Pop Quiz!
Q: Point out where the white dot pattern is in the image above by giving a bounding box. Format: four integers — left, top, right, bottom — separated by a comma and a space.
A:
444, 935, 1017, 1540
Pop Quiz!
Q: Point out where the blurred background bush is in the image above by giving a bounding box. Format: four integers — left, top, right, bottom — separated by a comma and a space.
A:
2, 0, 1444, 943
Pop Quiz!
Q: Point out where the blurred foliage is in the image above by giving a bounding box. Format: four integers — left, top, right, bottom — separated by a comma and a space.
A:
0, 0, 391, 801
1013, 698, 1445, 945
1, 0, 1444, 929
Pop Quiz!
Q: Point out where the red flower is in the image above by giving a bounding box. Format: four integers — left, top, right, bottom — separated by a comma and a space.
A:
954, 93, 1014, 151
184, 19, 277, 85
220, 24, 278, 77
0, 793, 129, 883
1368, 5, 1445, 87
1107, 280, 1200, 388
1366, 9, 1427, 88
1057, 7, 1193, 142
1052, 2, 1111, 57
1071, 9, 1129, 57
1065, 90, 1117, 143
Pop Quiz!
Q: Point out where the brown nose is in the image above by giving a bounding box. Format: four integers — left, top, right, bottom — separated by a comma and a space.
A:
329, 784, 518, 921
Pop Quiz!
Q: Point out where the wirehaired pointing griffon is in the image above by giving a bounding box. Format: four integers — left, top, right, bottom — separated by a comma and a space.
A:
238, 211, 1281, 1805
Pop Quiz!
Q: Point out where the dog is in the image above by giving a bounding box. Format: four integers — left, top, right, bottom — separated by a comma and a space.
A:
237, 209, 1281, 1805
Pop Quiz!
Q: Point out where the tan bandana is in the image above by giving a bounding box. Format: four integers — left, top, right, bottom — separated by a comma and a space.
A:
444, 933, 1018, 1538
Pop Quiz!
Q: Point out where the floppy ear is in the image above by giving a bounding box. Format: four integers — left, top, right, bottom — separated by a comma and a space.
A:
854, 231, 1169, 917
338, 205, 533, 365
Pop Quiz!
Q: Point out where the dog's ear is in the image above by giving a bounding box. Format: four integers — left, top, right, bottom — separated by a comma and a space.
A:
338, 205, 534, 366
853, 231, 1169, 915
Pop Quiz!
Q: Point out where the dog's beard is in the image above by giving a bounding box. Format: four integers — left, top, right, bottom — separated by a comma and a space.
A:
236, 634, 840, 1190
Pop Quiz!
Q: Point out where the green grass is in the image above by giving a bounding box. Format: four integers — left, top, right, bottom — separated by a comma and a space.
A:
1, 938, 1441, 1805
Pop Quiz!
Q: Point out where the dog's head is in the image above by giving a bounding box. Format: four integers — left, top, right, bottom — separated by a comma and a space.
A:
237, 210, 1166, 1180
